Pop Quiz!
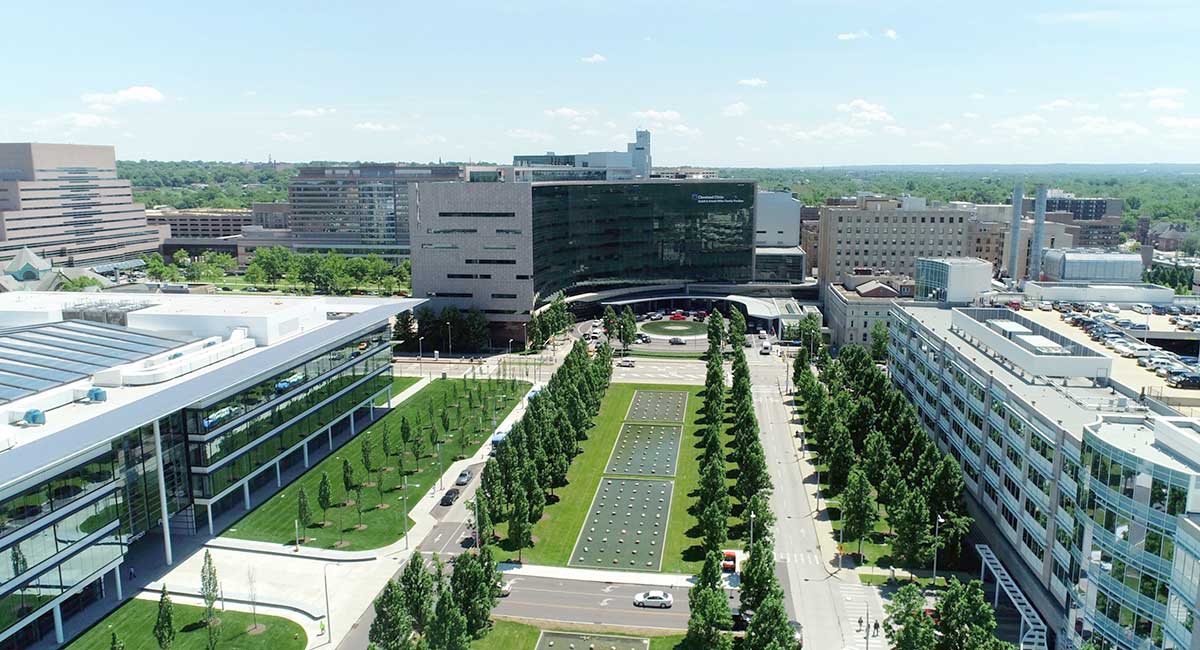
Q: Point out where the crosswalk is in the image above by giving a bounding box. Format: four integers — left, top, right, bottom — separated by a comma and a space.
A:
775, 549, 822, 566
838, 583, 886, 650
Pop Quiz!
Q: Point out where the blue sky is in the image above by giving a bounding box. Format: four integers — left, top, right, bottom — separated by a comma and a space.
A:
3, 0, 1199, 166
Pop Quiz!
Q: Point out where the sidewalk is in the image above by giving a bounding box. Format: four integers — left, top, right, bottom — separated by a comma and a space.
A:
499, 563, 706, 590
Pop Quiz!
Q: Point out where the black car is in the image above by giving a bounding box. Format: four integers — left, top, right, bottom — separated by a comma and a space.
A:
1169, 373, 1200, 389
455, 469, 473, 486
732, 608, 755, 631
440, 488, 461, 506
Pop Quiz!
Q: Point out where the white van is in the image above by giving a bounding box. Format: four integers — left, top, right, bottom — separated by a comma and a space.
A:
760, 340, 771, 355
1132, 303, 1152, 315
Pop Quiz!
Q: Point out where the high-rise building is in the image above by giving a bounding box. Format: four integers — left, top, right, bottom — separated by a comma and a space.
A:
755, 191, 803, 247
147, 207, 252, 239
287, 163, 462, 261
0, 143, 167, 267
1022, 191, 1123, 221
969, 217, 1074, 280
410, 179, 756, 338
816, 195, 973, 288
251, 201, 291, 229
0, 292, 419, 649
513, 131, 652, 180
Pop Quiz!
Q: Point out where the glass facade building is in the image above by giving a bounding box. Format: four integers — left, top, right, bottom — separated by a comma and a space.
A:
0, 305, 403, 649
530, 181, 756, 298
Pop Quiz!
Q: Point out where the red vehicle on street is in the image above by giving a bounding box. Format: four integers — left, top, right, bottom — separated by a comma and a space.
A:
670, 313, 686, 320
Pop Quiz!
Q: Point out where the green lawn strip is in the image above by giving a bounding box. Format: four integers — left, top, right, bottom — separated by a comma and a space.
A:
474, 620, 683, 650
640, 320, 707, 337
375, 376, 421, 406
224, 379, 528, 551
65, 598, 305, 650
495, 384, 636, 565
655, 384, 708, 574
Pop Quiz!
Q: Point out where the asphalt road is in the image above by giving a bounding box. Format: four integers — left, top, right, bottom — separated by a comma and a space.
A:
494, 575, 693, 630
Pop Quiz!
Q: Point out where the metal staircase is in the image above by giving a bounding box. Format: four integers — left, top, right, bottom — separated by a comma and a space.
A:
976, 543, 1048, 650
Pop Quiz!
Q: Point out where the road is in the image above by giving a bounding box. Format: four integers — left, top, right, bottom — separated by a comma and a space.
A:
494, 575, 693, 630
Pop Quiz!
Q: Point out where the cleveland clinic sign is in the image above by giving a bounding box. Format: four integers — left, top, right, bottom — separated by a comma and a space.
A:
691, 193, 745, 204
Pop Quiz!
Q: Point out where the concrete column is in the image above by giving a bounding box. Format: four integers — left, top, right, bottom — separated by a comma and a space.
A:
115, 566, 123, 600
207, 507, 214, 536
350, 412, 357, 437
275, 461, 281, 487
243, 482, 251, 510
53, 604, 63, 643
327, 427, 333, 450
303, 442, 310, 468
152, 420, 174, 566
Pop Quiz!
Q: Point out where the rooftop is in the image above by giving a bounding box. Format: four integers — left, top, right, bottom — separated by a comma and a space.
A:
0, 292, 421, 489
1086, 415, 1200, 475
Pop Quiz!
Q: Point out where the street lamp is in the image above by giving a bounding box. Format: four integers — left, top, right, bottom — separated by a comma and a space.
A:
322, 561, 340, 645
445, 321, 452, 360
932, 514, 945, 584
750, 511, 757, 549
838, 519, 845, 571
436, 441, 443, 491
401, 474, 410, 550
418, 336, 425, 379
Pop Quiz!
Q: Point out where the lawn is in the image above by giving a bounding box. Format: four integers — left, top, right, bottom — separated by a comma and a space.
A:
375, 376, 421, 406
640, 320, 707, 337
65, 598, 305, 650
497, 383, 712, 575
474, 620, 683, 650
224, 378, 528, 551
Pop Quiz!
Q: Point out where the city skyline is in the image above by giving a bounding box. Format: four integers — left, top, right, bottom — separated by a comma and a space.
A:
4, 0, 1200, 166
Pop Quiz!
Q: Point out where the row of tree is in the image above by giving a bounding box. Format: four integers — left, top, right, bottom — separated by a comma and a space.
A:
525, 293, 574, 351
479, 339, 612, 559
394, 306, 491, 354
368, 550, 499, 650
796, 341, 973, 569
147, 549, 224, 650
601, 304, 639, 353
245, 247, 411, 295
685, 308, 795, 650
145, 250, 237, 283
884, 578, 1014, 650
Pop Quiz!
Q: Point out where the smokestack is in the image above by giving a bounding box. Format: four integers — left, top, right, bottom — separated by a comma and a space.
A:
1029, 185, 1048, 281
1006, 184, 1023, 283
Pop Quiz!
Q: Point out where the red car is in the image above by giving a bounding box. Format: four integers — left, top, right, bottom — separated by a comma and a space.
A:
670, 313, 686, 320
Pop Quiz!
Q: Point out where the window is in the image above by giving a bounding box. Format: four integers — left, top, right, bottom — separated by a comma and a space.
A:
491, 293, 518, 299
464, 259, 516, 265
428, 292, 472, 298
438, 211, 515, 218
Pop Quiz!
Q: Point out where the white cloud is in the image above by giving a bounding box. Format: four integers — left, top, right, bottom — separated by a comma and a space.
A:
271, 131, 306, 142
580, 53, 606, 64
1036, 10, 1123, 25
354, 122, 402, 132
962, 112, 980, 119
669, 124, 702, 137
604, 121, 618, 129
81, 85, 165, 111
915, 140, 948, 150
836, 98, 894, 122
1150, 97, 1185, 110
837, 30, 869, 41
506, 128, 552, 142
969, 93, 986, 100
884, 29, 899, 39
1039, 98, 1099, 111
243, 90, 258, 97
1121, 87, 1187, 111
544, 107, 596, 124
992, 114, 1046, 136
935, 123, 956, 132
288, 108, 336, 118
33, 113, 116, 130
1070, 116, 1149, 136
413, 134, 447, 145
768, 121, 868, 141
737, 78, 768, 87
632, 109, 681, 122
722, 102, 750, 117
882, 125, 907, 136
1123, 87, 1187, 99
1159, 116, 1200, 130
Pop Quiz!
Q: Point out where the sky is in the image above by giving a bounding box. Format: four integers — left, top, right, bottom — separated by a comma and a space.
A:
3, 0, 1200, 166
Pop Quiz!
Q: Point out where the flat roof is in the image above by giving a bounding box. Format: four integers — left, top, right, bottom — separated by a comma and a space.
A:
898, 304, 1136, 436
1089, 419, 1200, 474
0, 294, 421, 492
755, 247, 806, 256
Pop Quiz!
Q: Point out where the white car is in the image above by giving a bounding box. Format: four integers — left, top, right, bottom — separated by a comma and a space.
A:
497, 580, 513, 597
1038, 301, 1053, 311
633, 590, 674, 608
757, 329, 768, 339
1104, 303, 1121, 313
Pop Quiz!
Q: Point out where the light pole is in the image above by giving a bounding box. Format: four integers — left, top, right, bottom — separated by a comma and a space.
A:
418, 336, 425, 379
932, 514, 945, 585
401, 474, 410, 550
838, 519, 845, 570
473, 495, 483, 548
322, 561, 339, 645
445, 321, 452, 360
750, 511, 757, 549
436, 441, 443, 491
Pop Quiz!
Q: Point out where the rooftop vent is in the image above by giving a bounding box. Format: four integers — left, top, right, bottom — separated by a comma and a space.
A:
22, 409, 45, 426
85, 388, 108, 403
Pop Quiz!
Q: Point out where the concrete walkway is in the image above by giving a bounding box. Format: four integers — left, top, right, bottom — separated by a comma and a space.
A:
499, 563, 704, 590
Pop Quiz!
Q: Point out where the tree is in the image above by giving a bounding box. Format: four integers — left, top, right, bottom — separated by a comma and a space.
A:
428, 587, 470, 650
450, 552, 492, 637
508, 482, 532, 562
870, 320, 890, 361
297, 487, 312, 533
696, 550, 725, 592
685, 585, 734, 650
111, 631, 126, 650
886, 583, 937, 650
399, 553, 434, 633
154, 584, 176, 650
172, 248, 191, 267
707, 309, 726, 353
735, 441, 772, 506
699, 500, 728, 554
937, 578, 1007, 650
728, 308, 747, 346
369, 580, 415, 650
200, 549, 219, 624
861, 429, 891, 491
840, 468, 877, 557
342, 457, 357, 500
602, 305, 618, 342
243, 263, 268, 287
892, 489, 934, 569
362, 433, 377, 484
739, 539, 776, 612
825, 419, 855, 492
745, 586, 793, 650
617, 306, 637, 353
60, 275, 104, 291
474, 493, 494, 544
318, 472, 333, 527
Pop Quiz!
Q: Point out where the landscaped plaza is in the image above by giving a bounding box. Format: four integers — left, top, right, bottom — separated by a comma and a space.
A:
535, 630, 650, 650
605, 424, 682, 476
569, 477, 673, 570
639, 320, 707, 338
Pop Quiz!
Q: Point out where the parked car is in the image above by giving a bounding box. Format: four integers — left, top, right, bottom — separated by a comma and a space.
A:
455, 470, 473, 486
732, 608, 755, 631
439, 488, 461, 506
758, 329, 768, 339
1153, 305, 1169, 315
789, 621, 805, 648
649, 313, 664, 321
669, 313, 686, 321
617, 358, 635, 367
1169, 373, 1200, 389
669, 337, 686, 345
1104, 303, 1121, 313
633, 590, 674, 608
1038, 301, 1053, 311
1020, 300, 1034, 310
1132, 303, 1153, 315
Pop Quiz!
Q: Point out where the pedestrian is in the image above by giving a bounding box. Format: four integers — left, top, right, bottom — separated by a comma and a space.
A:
858, 616, 864, 631
873, 620, 880, 636
128, 566, 135, 581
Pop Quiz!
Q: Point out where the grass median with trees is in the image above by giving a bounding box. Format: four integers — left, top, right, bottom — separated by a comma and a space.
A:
65, 598, 305, 650
222, 377, 527, 551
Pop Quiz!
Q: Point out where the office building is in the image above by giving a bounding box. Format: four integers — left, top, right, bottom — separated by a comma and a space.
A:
0, 292, 418, 649
650, 166, 717, 180
146, 208, 252, 239
887, 303, 1200, 650
914, 257, 993, 303
1046, 213, 1124, 249
287, 163, 463, 261
755, 191, 803, 247
251, 202, 290, 229
0, 143, 167, 268
800, 222, 820, 277
1041, 250, 1144, 283
410, 179, 755, 339
824, 270, 915, 348
513, 130, 651, 180
1022, 191, 1123, 221
817, 195, 973, 287
970, 218, 1074, 281
754, 247, 807, 283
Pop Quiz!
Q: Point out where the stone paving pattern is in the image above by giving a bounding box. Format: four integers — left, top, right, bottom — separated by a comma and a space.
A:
568, 477, 673, 571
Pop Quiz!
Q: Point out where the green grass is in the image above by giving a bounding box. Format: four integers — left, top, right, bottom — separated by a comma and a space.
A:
65, 598, 305, 650
473, 620, 684, 650
641, 320, 707, 337
376, 376, 421, 406
497, 382, 712, 574
224, 378, 528, 551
